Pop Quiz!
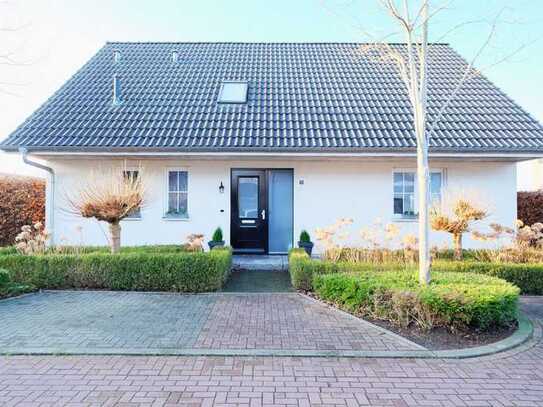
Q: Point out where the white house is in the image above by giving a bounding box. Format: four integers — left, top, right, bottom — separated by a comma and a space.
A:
1, 42, 542, 254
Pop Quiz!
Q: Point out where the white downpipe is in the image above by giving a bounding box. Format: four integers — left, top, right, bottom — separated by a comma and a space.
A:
19, 148, 55, 245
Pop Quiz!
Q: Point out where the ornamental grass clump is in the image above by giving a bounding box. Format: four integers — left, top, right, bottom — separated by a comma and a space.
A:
15, 222, 49, 255
67, 168, 145, 253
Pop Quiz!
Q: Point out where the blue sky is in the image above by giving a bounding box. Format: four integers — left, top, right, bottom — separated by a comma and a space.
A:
0, 0, 541, 185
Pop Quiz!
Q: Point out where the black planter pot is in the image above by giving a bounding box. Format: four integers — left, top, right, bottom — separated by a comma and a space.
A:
298, 241, 314, 257
208, 240, 225, 250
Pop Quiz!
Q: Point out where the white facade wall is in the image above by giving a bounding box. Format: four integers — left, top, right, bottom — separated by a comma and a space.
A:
46, 157, 517, 252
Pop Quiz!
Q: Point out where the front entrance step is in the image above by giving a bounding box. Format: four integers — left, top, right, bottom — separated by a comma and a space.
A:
232, 255, 288, 272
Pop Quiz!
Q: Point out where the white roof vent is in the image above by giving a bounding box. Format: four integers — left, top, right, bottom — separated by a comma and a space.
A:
172, 50, 179, 63
112, 49, 121, 64
218, 81, 248, 104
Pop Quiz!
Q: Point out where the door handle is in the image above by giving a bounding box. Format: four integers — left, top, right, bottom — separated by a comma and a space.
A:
261, 209, 266, 220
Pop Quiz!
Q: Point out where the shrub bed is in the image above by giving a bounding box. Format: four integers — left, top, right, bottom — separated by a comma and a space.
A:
290, 248, 543, 295
0, 268, 35, 300
433, 260, 543, 295
313, 270, 519, 331
0, 247, 232, 293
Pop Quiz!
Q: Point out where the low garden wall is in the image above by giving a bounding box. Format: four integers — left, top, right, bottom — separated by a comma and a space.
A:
0, 246, 232, 293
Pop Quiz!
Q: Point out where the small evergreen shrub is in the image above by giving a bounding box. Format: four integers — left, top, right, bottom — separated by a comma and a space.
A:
212, 227, 223, 242
299, 230, 311, 243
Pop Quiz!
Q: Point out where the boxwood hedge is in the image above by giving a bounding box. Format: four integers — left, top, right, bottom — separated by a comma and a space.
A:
313, 270, 519, 331
432, 260, 543, 295
0, 247, 232, 293
289, 249, 542, 295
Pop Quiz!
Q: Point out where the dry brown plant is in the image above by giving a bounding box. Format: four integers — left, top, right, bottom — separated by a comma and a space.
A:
185, 234, 205, 252
15, 222, 49, 255
67, 168, 145, 253
430, 191, 488, 260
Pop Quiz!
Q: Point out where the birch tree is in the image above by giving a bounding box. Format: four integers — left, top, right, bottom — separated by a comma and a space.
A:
328, 0, 530, 284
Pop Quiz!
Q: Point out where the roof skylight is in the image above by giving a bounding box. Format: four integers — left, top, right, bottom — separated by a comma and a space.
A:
218, 81, 248, 104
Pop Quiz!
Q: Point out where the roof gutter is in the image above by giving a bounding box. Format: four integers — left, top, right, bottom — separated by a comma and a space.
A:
13, 150, 543, 161
19, 148, 55, 245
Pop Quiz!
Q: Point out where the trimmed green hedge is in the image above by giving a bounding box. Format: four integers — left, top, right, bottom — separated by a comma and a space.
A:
433, 260, 543, 295
289, 249, 405, 291
313, 270, 519, 331
0, 267, 35, 300
289, 249, 543, 295
0, 247, 232, 293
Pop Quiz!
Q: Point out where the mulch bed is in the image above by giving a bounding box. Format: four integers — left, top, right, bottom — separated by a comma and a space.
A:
303, 290, 518, 350
367, 317, 517, 350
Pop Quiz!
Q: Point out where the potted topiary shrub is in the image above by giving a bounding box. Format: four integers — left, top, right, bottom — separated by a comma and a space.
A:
208, 227, 225, 250
298, 230, 314, 256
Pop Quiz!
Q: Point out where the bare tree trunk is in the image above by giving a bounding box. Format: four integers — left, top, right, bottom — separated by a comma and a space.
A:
453, 233, 463, 260
417, 144, 431, 283
404, 1, 430, 285
109, 222, 121, 254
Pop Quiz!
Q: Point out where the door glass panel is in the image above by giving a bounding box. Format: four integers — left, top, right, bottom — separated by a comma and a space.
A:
268, 170, 293, 253
238, 177, 258, 218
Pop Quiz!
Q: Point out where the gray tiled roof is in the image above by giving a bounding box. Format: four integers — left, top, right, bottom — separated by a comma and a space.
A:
1, 42, 542, 153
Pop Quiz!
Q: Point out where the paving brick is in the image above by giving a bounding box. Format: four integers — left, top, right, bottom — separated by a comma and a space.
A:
0, 297, 542, 406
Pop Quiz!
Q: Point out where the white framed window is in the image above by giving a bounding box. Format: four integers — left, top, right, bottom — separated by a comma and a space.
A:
123, 169, 141, 219
393, 169, 444, 218
165, 169, 188, 218
218, 81, 248, 104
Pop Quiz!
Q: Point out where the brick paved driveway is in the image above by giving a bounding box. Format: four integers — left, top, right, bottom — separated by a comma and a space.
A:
0, 291, 420, 353
0, 296, 541, 406
0, 313, 540, 406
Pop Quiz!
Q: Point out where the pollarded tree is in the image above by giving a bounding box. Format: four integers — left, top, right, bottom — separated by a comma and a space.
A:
68, 168, 145, 253
430, 193, 488, 260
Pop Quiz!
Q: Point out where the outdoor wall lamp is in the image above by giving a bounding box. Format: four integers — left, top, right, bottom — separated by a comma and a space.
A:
219, 181, 225, 194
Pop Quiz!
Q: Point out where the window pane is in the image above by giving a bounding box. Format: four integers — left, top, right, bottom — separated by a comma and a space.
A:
123, 170, 140, 218
430, 172, 442, 194
123, 170, 138, 181
268, 170, 293, 253
178, 192, 188, 215
393, 173, 403, 193
168, 171, 178, 192
219, 81, 248, 103
393, 194, 404, 215
168, 192, 178, 214
404, 172, 415, 193
238, 177, 258, 218
178, 171, 188, 192
403, 194, 415, 215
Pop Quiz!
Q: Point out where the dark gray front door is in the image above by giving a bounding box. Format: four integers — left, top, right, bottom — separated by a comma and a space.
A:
231, 169, 268, 253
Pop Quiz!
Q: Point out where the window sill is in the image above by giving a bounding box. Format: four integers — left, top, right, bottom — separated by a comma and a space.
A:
162, 215, 190, 221
393, 216, 419, 223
